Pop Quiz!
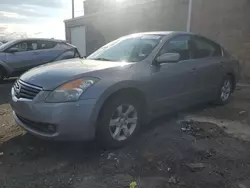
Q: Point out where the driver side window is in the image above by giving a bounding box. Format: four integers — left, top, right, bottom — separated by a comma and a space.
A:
159, 35, 191, 61
9, 42, 28, 52
8, 41, 38, 52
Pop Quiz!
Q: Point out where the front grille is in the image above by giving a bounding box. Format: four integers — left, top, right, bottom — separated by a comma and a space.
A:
13, 80, 42, 100
16, 114, 57, 134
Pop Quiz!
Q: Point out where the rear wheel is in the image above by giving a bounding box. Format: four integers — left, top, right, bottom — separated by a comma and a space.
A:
215, 75, 233, 105
96, 95, 141, 148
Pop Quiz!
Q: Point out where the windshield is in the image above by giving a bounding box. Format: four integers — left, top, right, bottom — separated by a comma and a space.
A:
87, 35, 163, 62
0, 40, 15, 51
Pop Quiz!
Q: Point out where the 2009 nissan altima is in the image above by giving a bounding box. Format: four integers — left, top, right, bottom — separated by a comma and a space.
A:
10, 31, 239, 148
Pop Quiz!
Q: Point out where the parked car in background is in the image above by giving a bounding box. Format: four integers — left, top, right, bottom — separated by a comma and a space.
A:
10, 32, 239, 148
0, 38, 80, 81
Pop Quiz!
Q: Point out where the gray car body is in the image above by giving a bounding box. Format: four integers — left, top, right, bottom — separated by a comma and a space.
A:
0, 38, 79, 77
10, 32, 239, 141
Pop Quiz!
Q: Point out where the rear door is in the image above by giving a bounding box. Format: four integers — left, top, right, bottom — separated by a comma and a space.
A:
33, 40, 61, 64
190, 36, 224, 101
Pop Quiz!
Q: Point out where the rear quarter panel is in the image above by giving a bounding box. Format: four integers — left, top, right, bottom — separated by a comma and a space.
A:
53, 49, 78, 61
222, 50, 240, 85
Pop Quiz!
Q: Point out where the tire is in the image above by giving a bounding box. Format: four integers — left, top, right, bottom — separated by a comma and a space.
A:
0, 68, 5, 83
96, 95, 142, 148
215, 75, 233, 105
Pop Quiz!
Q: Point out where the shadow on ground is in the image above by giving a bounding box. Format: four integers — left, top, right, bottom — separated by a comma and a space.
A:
0, 113, 178, 164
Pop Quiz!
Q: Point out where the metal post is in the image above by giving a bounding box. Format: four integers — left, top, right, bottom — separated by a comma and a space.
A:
72, 0, 75, 18
187, 0, 193, 32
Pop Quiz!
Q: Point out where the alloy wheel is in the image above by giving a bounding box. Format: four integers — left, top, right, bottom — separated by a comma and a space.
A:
220, 80, 232, 102
109, 104, 138, 141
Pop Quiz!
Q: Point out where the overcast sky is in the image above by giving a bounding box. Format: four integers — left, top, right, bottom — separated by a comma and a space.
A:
0, 0, 84, 40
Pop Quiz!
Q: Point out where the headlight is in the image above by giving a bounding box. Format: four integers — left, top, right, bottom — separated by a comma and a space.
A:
46, 78, 99, 103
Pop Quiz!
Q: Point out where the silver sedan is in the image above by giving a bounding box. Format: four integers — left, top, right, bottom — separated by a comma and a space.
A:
10, 31, 239, 148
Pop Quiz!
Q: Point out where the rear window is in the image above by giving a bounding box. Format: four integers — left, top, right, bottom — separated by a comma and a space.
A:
37, 41, 57, 49
192, 37, 222, 58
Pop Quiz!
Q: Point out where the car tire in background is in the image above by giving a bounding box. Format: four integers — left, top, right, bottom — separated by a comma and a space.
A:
0, 68, 4, 82
96, 95, 141, 148
215, 75, 233, 105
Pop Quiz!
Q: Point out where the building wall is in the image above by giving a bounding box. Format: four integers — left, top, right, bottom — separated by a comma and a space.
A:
66, 0, 189, 54
84, 0, 157, 15
192, 0, 250, 80
66, 0, 250, 80
83, 0, 104, 15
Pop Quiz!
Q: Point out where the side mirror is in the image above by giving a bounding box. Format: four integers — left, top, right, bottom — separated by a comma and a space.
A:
156, 53, 180, 64
7, 48, 19, 53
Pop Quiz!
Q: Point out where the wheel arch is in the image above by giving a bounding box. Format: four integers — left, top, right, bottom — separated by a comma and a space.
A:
0, 60, 12, 76
226, 72, 236, 91
96, 87, 149, 126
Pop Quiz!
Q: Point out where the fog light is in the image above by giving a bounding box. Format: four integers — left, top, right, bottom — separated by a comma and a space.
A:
48, 125, 56, 133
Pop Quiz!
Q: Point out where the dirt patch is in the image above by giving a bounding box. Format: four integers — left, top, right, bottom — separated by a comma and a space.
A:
180, 120, 225, 139
183, 116, 250, 142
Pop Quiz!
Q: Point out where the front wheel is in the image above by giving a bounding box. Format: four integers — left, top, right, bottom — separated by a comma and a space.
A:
0, 68, 5, 82
96, 95, 141, 148
215, 75, 233, 105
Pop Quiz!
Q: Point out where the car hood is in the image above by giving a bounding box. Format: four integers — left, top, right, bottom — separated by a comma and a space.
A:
20, 58, 133, 90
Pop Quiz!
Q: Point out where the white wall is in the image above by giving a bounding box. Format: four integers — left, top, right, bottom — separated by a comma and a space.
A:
70, 26, 86, 56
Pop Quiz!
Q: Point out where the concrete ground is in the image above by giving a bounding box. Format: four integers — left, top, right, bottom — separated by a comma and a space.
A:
0, 79, 250, 188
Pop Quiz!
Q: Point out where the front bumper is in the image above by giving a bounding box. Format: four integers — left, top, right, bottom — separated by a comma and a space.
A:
10, 88, 98, 141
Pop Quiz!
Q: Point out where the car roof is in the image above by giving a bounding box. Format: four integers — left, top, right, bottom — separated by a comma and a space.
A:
13, 38, 66, 43
125, 31, 221, 46
128, 31, 194, 36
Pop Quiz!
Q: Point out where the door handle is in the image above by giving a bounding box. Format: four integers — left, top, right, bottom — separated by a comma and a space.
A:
192, 67, 197, 74
192, 67, 197, 71
33, 52, 39, 55
220, 61, 225, 68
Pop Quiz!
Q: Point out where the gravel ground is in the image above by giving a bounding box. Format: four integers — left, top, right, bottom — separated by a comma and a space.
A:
0, 80, 250, 188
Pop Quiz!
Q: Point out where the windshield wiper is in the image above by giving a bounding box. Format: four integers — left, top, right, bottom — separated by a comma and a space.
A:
91, 58, 114, 62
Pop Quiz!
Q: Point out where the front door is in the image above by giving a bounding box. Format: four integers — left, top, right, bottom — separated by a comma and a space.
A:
5, 41, 40, 73
150, 35, 199, 113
